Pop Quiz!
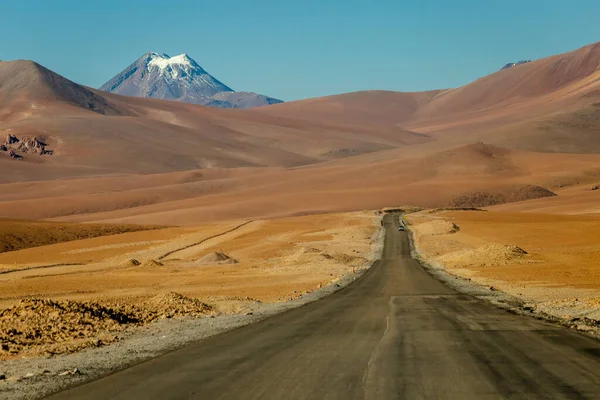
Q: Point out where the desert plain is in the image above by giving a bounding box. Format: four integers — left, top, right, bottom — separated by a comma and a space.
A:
0, 212, 379, 358
1, 41, 600, 398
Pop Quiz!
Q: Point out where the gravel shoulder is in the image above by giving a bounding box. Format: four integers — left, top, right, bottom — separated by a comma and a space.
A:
0, 218, 385, 400
404, 212, 600, 340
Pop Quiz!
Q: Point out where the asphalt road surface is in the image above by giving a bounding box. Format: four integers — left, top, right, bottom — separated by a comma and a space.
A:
48, 213, 600, 399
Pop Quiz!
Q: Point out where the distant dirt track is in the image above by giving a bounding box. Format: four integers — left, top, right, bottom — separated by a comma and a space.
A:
157, 220, 254, 260
0, 262, 84, 276
47, 214, 600, 399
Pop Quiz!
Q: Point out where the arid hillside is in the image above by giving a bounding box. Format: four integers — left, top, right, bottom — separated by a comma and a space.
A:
0, 219, 163, 253
1, 42, 600, 223
259, 42, 600, 153
1, 143, 599, 225
0, 61, 431, 181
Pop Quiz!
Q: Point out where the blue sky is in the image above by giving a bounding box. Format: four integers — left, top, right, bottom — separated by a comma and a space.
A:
1, 0, 599, 101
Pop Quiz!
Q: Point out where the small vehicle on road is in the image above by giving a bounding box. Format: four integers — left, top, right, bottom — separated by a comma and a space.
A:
398, 226, 405, 231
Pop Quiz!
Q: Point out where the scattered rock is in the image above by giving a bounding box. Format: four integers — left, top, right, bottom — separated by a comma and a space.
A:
6, 134, 19, 144
0, 299, 140, 357
140, 259, 164, 268
58, 368, 81, 377
8, 150, 23, 159
576, 325, 594, 332
328, 252, 366, 265
416, 220, 460, 236
24, 373, 34, 378
437, 244, 529, 268
123, 258, 141, 267
141, 292, 214, 320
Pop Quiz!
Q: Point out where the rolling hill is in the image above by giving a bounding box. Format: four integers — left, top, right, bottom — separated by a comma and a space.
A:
1, 41, 600, 224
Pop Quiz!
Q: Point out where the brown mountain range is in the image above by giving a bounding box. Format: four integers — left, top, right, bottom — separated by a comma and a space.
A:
1, 42, 599, 224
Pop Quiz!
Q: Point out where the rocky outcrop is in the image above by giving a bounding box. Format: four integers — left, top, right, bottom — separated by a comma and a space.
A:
7, 150, 23, 160
501, 60, 531, 70
0, 134, 53, 159
6, 134, 18, 145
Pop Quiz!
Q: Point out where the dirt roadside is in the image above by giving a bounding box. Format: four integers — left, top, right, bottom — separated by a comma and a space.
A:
404, 211, 600, 338
0, 215, 385, 400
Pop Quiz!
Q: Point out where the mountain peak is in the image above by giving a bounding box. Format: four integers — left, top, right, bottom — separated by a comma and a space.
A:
145, 52, 204, 79
99, 52, 282, 108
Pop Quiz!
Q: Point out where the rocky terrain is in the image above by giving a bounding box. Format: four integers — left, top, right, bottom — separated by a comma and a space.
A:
501, 60, 531, 70
0, 293, 214, 358
0, 134, 52, 160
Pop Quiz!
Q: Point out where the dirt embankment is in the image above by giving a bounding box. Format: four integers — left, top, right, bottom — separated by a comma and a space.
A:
450, 185, 556, 208
0, 219, 165, 253
406, 209, 600, 333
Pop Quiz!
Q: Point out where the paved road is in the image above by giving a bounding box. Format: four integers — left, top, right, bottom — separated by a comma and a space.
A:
48, 214, 600, 399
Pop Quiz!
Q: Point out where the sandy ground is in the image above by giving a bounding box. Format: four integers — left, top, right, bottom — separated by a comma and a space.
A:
0, 212, 377, 311
0, 211, 383, 400
406, 208, 600, 327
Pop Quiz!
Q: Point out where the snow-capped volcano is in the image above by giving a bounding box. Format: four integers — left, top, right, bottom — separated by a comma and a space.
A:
100, 52, 282, 108
145, 53, 231, 93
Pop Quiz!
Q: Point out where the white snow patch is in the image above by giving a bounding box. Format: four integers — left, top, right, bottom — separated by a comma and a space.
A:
139, 52, 231, 94
147, 53, 196, 79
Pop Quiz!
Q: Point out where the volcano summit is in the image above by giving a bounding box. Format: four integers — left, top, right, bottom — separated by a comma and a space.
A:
99, 52, 282, 108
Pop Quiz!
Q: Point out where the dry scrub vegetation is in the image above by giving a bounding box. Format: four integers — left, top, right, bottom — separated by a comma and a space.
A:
0, 293, 213, 358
